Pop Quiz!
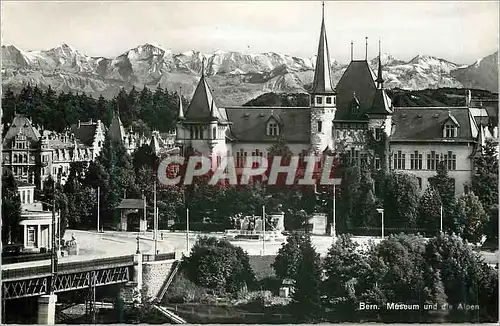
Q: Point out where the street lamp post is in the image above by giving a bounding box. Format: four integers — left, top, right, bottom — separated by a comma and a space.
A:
50, 173, 61, 294
136, 235, 141, 254
97, 186, 100, 232
376, 208, 384, 240
440, 205, 443, 233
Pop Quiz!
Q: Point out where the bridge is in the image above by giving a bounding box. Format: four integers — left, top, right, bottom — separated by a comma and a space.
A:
1, 252, 180, 324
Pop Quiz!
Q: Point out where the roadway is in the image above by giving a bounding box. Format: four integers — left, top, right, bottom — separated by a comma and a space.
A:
2, 230, 497, 270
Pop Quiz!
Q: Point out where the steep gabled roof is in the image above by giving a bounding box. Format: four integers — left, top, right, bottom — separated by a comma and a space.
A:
108, 109, 126, 142
443, 111, 460, 126
391, 107, 475, 142
334, 60, 377, 120
225, 107, 310, 143
70, 120, 105, 146
3, 115, 41, 146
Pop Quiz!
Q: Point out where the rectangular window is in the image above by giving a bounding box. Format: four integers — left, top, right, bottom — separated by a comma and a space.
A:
317, 120, 322, 133
27, 190, 31, 204
354, 150, 360, 166
22, 191, 26, 204
316, 97, 322, 105
326, 97, 332, 104
410, 151, 422, 170
375, 128, 382, 141
236, 151, 242, 168
393, 151, 406, 169
268, 123, 279, 136
427, 151, 439, 170
444, 151, 457, 170
27, 227, 36, 246
374, 156, 381, 170
445, 125, 456, 138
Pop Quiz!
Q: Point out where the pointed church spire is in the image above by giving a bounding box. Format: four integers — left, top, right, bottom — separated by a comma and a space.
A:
311, 1, 335, 94
376, 39, 384, 89
177, 86, 185, 120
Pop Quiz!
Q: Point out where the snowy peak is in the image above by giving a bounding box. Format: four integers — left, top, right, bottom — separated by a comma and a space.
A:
1, 43, 498, 105
369, 53, 405, 67
451, 51, 498, 93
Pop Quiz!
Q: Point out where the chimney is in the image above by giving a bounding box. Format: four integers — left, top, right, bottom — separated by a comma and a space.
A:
78, 120, 81, 128
466, 89, 472, 107
494, 126, 498, 139
90, 118, 93, 124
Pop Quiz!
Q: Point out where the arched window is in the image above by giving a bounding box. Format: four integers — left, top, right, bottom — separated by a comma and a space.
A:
13, 154, 18, 163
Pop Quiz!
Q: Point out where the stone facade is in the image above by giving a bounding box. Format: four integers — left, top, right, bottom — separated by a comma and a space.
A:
2, 115, 105, 189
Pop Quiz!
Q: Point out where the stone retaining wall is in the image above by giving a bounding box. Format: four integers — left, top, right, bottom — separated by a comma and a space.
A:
142, 260, 176, 300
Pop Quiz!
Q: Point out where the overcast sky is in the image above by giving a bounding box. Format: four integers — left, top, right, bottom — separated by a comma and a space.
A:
1, 1, 498, 64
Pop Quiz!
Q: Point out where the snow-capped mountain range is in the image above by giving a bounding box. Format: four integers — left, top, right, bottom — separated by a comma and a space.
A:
1, 43, 497, 106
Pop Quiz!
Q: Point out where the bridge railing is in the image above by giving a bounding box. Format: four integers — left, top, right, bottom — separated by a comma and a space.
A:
143, 252, 176, 262
2, 253, 52, 265
2, 255, 135, 281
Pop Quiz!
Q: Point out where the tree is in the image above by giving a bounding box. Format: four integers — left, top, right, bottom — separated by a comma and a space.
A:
183, 237, 255, 294
290, 235, 323, 322
429, 162, 457, 232
323, 234, 372, 320
424, 232, 496, 318
417, 185, 443, 234
372, 234, 427, 306
383, 172, 421, 229
272, 233, 307, 281
41, 175, 70, 238
64, 162, 96, 228
2, 169, 22, 244
472, 139, 498, 244
353, 169, 377, 228
472, 139, 498, 209
455, 192, 489, 243
338, 165, 361, 230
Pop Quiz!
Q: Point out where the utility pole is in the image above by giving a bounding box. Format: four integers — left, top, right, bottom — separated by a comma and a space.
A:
50, 179, 57, 294
153, 181, 157, 255
186, 208, 190, 253
0, 90, 4, 324
97, 186, 100, 232
332, 183, 336, 240
262, 205, 265, 256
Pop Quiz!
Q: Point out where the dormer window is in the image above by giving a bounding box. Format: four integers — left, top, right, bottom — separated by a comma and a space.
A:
444, 124, 457, 138
316, 97, 323, 105
267, 122, 279, 136
326, 97, 332, 104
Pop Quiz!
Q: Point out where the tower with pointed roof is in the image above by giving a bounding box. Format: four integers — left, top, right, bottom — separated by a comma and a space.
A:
366, 40, 393, 138
175, 61, 231, 163
309, 1, 337, 153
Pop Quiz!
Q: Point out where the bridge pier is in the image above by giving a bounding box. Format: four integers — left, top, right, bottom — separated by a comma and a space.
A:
132, 253, 143, 303
37, 294, 57, 325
